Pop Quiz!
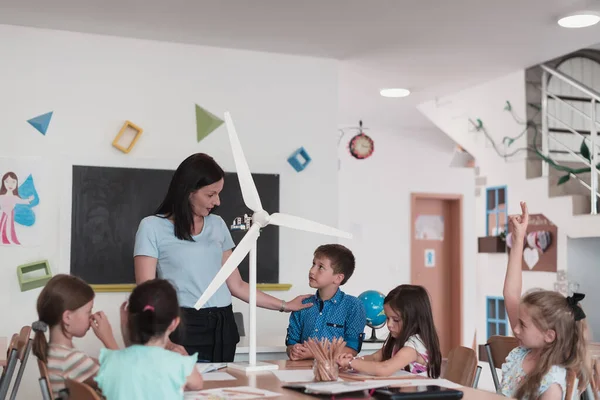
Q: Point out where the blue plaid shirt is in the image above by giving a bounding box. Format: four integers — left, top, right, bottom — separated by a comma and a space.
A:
285, 289, 366, 352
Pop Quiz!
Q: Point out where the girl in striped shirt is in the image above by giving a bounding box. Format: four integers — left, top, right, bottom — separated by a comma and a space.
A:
32, 274, 119, 398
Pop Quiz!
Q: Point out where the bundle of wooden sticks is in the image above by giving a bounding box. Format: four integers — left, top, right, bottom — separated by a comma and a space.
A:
306, 337, 346, 381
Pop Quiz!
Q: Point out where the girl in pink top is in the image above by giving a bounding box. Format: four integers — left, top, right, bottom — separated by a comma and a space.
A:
338, 285, 442, 378
0, 172, 33, 245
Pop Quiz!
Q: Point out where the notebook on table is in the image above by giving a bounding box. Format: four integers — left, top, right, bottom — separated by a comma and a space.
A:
373, 385, 464, 399
282, 380, 390, 395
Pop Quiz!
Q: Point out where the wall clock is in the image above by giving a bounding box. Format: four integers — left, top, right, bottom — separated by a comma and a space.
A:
349, 132, 374, 159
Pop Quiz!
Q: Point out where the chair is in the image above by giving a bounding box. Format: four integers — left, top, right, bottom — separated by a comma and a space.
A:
37, 359, 53, 400
233, 312, 245, 337
473, 365, 482, 388
443, 346, 478, 387
484, 335, 519, 393
587, 342, 600, 400
0, 334, 20, 400
65, 379, 102, 400
9, 326, 32, 400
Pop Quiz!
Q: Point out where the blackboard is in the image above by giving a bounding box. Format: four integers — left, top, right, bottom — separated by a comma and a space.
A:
70, 165, 280, 286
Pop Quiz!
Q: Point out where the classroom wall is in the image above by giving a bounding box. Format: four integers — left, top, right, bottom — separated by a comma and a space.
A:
418, 70, 575, 344
567, 237, 600, 341
0, 24, 338, 398
337, 125, 478, 345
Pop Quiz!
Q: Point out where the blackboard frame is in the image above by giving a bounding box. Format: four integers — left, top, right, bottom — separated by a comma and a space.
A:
69, 165, 282, 292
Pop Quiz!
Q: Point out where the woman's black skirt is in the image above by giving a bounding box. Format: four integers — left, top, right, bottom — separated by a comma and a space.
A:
171, 304, 240, 362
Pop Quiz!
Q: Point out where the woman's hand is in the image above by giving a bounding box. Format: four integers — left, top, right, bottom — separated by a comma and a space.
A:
284, 294, 314, 312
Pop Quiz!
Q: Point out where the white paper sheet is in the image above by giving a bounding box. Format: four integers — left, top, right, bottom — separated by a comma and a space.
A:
195, 363, 227, 374
271, 369, 315, 383
201, 372, 237, 381
184, 386, 281, 399
300, 381, 390, 394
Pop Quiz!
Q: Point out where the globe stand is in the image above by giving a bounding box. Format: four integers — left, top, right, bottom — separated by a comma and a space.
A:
363, 325, 385, 343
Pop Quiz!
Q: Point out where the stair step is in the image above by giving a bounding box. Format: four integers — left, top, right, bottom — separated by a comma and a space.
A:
571, 195, 599, 215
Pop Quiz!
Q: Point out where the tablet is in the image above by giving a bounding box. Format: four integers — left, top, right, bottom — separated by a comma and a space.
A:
374, 385, 464, 399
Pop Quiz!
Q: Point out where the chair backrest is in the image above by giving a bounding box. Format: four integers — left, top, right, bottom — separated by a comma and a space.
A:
486, 335, 519, 369
9, 326, 32, 400
588, 342, 600, 399
485, 335, 519, 394
65, 379, 102, 400
444, 346, 478, 387
233, 312, 245, 337
565, 368, 576, 400
0, 334, 21, 400
37, 359, 53, 400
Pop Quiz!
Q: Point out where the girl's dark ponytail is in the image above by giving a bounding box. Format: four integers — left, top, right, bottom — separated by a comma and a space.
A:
127, 280, 180, 345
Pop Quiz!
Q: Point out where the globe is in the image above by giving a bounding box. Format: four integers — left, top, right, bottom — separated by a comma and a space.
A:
358, 290, 386, 342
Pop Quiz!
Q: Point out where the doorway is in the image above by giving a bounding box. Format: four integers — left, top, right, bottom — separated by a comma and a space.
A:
410, 193, 462, 357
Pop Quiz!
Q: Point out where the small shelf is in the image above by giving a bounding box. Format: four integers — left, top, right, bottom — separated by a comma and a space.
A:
478, 236, 506, 253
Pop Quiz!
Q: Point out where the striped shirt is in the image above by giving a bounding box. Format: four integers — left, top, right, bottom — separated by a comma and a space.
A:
47, 344, 99, 397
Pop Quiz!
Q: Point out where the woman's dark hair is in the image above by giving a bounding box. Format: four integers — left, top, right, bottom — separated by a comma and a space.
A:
155, 153, 224, 241
127, 279, 180, 345
381, 285, 442, 378
32, 274, 95, 363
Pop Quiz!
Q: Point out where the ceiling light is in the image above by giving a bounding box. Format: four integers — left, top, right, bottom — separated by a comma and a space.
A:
558, 12, 600, 28
380, 88, 410, 98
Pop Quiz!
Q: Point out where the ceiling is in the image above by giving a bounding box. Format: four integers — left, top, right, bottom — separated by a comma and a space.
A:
2, 0, 600, 131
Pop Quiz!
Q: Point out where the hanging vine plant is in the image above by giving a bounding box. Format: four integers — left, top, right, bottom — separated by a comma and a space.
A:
470, 101, 599, 185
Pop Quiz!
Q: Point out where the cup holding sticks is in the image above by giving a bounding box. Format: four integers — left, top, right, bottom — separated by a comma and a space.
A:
305, 337, 346, 382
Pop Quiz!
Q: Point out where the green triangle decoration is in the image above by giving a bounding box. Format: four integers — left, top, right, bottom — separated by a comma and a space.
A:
195, 104, 224, 142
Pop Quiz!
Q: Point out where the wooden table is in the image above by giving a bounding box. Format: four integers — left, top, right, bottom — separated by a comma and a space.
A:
234, 337, 380, 362
202, 360, 509, 399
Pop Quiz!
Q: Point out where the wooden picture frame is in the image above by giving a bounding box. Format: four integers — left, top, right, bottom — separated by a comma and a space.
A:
112, 121, 143, 153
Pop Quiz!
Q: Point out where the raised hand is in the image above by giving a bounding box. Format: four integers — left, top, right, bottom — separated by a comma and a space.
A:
509, 201, 529, 240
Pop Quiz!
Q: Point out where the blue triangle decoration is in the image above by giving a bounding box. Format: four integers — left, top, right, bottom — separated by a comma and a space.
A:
27, 112, 53, 135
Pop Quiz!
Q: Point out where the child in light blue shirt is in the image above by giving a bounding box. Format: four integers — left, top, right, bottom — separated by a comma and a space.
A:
95, 279, 203, 399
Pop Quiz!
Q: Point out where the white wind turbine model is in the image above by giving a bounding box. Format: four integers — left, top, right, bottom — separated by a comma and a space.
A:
194, 112, 352, 372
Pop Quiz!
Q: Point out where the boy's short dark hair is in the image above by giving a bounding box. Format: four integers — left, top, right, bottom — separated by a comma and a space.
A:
314, 244, 355, 285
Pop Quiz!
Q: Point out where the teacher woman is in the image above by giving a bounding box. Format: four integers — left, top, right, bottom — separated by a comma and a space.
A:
134, 153, 312, 362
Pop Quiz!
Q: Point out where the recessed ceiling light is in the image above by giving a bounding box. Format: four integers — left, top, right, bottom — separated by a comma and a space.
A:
558, 12, 600, 28
380, 88, 410, 98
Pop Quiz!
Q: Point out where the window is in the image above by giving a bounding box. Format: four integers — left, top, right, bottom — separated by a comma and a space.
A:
486, 186, 507, 236
486, 297, 509, 339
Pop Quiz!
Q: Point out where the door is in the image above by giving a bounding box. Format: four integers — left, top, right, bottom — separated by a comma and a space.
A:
411, 194, 462, 357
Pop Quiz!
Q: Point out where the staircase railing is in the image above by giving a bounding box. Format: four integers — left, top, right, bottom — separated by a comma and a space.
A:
540, 64, 600, 215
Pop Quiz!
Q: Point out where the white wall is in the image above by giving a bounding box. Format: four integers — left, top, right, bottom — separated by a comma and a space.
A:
337, 125, 477, 346
567, 237, 600, 341
0, 24, 338, 398
418, 71, 570, 346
